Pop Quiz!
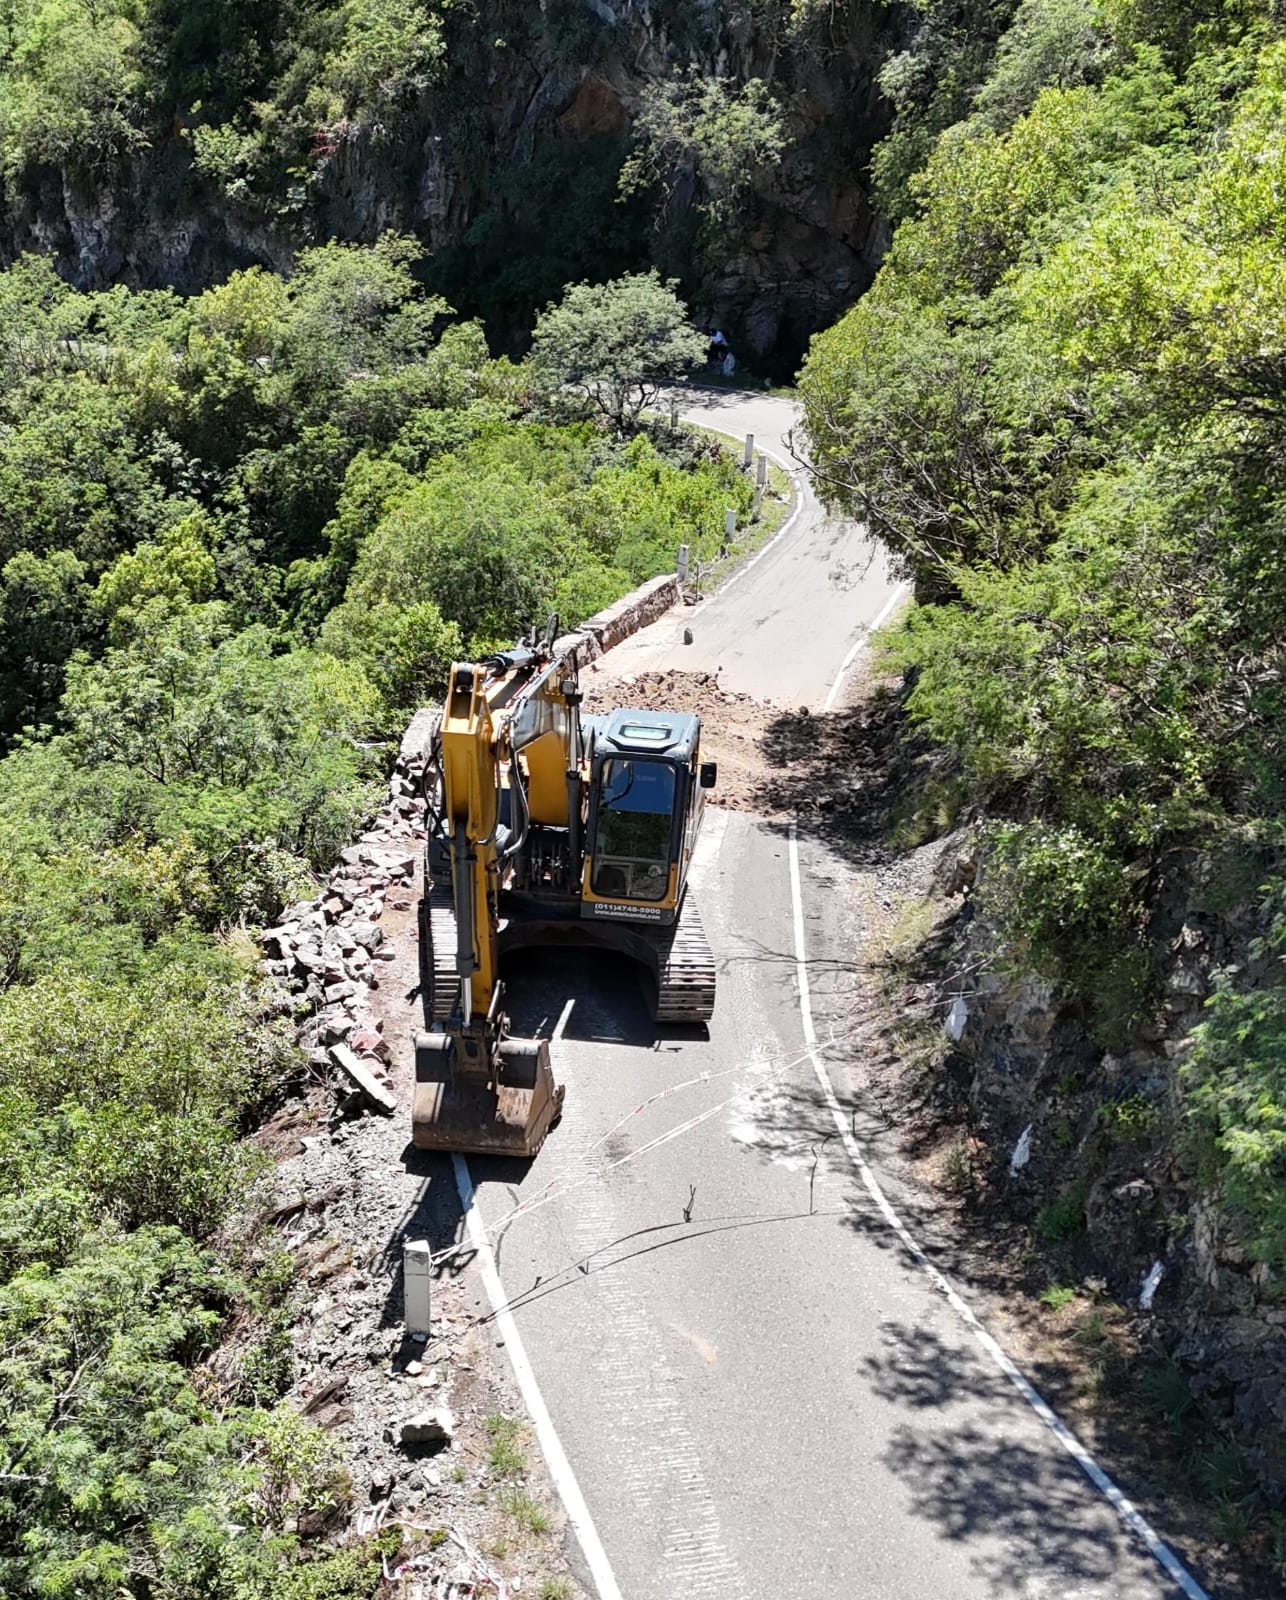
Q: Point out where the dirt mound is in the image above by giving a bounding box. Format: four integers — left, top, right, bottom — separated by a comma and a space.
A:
583, 667, 781, 812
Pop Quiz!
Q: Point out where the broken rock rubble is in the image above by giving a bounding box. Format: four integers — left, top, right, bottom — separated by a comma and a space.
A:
400, 1406, 455, 1448
260, 708, 435, 1115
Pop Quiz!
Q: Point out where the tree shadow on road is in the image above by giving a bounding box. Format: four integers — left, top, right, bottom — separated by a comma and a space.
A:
724, 1025, 1042, 1308
753, 680, 918, 870
860, 1321, 1194, 1597
669, 380, 768, 415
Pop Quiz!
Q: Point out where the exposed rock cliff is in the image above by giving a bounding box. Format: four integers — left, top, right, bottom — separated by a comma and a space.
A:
0, 1, 897, 371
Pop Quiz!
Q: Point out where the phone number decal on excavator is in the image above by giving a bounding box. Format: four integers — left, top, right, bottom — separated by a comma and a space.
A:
591, 901, 665, 920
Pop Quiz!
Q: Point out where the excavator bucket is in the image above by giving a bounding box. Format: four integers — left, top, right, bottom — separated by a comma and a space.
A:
412, 1033, 565, 1158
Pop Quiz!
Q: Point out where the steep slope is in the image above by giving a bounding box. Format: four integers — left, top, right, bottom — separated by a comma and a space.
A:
0, 0, 908, 367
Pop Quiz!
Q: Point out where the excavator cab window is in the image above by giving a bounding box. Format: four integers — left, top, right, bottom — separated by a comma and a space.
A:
591, 757, 677, 901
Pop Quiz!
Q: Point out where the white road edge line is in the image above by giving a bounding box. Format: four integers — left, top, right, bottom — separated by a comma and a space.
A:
822, 582, 912, 712
681, 423, 807, 600
786, 824, 1210, 1600
453, 1154, 625, 1600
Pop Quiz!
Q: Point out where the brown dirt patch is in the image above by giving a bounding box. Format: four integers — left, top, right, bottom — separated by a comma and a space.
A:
583, 664, 909, 845
584, 667, 781, 813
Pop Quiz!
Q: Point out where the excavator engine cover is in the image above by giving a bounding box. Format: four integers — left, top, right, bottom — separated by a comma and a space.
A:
412, 1032, 564, 1159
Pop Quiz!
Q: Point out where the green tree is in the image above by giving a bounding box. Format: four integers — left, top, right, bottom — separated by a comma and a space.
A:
529, 271, 705, 432
56, 605, 382, 913
0, 377, 169, 572
277, 234, 447, 406
0, 1219, 364, 1600
620, 71, 786, 223
338, 454, 567, 643
0, 549, 91, 740
0, 0, 149, 177
93, 513, 217, 642
1183, 881, 1286, 1273
970, 0, 1110, 129
0, 957, 284, 1230
326, 0, 445, 115
800, 302, 1079, 592
319, 596, 463, 710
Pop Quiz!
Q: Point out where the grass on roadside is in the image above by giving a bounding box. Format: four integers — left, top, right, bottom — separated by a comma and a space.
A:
499, 1485, 552, 1534
643, 413, 796, 593
485, 1414, 527, 1478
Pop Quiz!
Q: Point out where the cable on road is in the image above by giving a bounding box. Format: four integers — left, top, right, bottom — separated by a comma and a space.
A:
425, 1022, 863, 1272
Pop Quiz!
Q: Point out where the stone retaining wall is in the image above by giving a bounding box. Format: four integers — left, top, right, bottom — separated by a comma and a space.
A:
552, 572, 679, 666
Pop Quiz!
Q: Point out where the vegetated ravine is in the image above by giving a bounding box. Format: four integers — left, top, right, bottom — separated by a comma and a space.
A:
2, 0, 1286, 1595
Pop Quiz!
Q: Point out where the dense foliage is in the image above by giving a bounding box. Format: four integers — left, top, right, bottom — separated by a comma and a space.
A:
802, 0, 1286, 1268
0, 233, 741, 1595
0, 1, 898, 368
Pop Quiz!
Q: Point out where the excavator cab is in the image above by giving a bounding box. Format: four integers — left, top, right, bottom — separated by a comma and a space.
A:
580, 711, 716, 925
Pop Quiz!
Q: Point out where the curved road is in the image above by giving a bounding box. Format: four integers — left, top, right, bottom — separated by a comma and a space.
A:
461, 389, 1205, 1600
600, 384, 904, 706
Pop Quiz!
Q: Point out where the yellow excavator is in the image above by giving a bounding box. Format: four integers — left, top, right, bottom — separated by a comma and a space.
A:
411, 617, 718, 1158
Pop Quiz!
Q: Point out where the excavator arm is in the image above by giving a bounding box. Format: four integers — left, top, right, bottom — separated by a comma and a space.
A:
437, 658, 507, 1026
412, 632, 571, 1158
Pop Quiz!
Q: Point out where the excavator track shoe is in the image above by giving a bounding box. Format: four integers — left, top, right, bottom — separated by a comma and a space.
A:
419, 882, 460, 1027
653, 896, 717, 1023
411, 1033, 564, 1159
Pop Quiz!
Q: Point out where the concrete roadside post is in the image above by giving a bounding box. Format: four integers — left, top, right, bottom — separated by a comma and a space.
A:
676, 542, 691, 585
670, 399, 679, 429
723, 507, 737, 553
743, 433, 754, 469
753, 452, 767, 517
404, 1238, 432, 1338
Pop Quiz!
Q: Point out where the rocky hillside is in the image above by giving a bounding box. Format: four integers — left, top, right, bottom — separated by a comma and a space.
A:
0, 0, 919, 369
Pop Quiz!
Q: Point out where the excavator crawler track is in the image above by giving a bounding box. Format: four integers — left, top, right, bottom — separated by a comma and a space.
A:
419, 877, 460, 1027
652, 896, 717, 1023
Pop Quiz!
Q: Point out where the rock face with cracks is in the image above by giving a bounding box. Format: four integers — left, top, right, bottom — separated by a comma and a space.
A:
1, 13, 891, 369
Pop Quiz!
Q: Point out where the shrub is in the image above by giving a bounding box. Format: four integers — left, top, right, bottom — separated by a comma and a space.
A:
0, 955, 288, 1233
1182, 883, 1286, 1272
1034, 1181, 1088, 1241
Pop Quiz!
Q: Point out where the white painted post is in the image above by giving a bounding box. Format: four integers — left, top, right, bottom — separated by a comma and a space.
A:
404, 1238, 432, 1336
756, 452, 768, 488
723, 507, 737, 550
669, 400, 679, 429
676, 542, 690, 583
743, 433, 754, 469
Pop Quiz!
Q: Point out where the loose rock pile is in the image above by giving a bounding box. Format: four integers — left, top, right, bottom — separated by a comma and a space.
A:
584, 666, 781, 813
259, 708, 437, 1111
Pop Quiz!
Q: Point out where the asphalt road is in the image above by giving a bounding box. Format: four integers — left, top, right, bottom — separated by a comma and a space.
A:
599, 383, 904, 708
465, 390, 1202, 1600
